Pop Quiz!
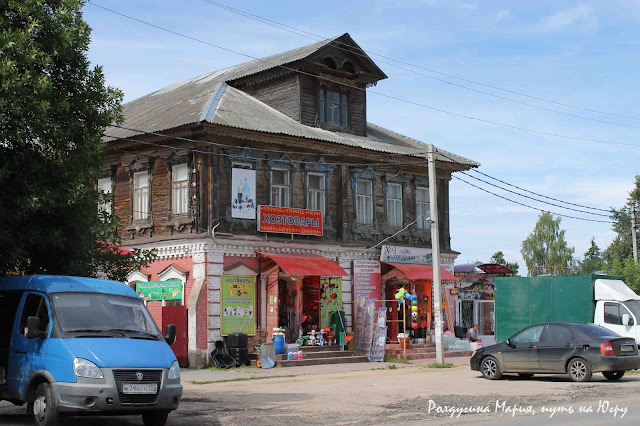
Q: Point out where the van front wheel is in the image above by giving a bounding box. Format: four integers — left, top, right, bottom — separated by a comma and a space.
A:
32, 382, 59, 426
142, 410, 170, 426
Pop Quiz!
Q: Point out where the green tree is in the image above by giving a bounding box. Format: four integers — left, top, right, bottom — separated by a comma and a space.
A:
520, 212, 575, 276
580, 238, 605, 274
603, 175, 639, 267
489, 251, 519, 276
0, 0, 154, 278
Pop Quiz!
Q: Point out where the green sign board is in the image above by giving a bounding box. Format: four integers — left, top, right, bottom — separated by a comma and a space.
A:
320, 277, 342, 329
221, 275, 256, 336
136, 280, 182, 301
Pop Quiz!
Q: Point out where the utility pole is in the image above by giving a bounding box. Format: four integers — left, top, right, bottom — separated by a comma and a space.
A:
632, 202, 638, 263
428, 145, 444, 364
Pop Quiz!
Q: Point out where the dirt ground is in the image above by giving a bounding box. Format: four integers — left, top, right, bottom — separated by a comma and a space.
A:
2, 357, 640, 425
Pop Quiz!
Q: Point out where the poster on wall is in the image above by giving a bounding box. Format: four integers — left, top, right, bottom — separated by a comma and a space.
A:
353, 260, 381, 301
320, 277, 342, 329
231, 168, 256, 219
136, 280, 182, 301
221, 275, 256, 336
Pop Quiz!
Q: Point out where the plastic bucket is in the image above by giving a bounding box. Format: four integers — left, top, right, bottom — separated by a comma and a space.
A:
398, 336, 410, 350
273, 335, 285, 355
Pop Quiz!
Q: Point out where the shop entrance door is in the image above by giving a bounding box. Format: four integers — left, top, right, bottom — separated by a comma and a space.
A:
475, 300, 495, 344
162, 305, 188, 367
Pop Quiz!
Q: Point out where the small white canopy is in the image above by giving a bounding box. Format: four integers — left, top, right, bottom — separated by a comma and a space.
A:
594, 279, 640, 301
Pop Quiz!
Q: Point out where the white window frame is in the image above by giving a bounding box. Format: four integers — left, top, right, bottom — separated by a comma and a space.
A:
133, 171, 150, 221
270, 169, 290, 207
97, 177, 112, 215
307, 173, 325, 215
416, 186, 430, 229
386, 183, 403, 227
171, 163, 189, 216
356, 179, 373, 225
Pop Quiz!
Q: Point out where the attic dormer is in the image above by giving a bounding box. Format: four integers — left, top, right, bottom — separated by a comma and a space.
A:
229, 33, 387, 137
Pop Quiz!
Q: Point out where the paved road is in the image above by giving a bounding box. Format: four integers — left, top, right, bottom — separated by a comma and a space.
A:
2, 360, 640, 425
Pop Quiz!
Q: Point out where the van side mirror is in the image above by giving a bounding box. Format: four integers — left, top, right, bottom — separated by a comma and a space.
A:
505, 338, 512, 347
622, 314, 631, 326
164, 324, 176, 345
25, 316, 45, 339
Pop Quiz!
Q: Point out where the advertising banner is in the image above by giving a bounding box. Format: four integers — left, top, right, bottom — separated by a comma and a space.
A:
257, 205, 323, 236
353, 260, 381, 301
221, 275, 256, 336
320, 277, 342, 329
231, 168, 256, 219
136, 280, 182, 301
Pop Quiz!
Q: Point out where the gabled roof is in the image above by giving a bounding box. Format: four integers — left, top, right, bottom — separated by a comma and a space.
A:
106, 34, 479, 169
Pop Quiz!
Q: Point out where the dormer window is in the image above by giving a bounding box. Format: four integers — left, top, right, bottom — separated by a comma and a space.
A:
318, 89, 348, 127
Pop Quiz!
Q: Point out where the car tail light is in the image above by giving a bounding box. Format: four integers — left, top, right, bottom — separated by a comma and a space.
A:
600, 341, 615, 356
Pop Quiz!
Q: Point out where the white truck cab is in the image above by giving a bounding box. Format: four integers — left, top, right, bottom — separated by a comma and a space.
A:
594, 279, 640, 344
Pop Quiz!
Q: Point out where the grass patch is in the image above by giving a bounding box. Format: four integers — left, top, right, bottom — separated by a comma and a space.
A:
387, 364, 398, 370
384, 356, 410, 364
190, 374, 296, 385
427, 362, 454, 369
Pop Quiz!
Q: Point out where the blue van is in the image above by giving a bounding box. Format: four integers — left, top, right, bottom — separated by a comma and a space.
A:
0, 275, 182, 426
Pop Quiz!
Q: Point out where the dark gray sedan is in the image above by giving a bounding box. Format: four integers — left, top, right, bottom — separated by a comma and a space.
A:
470, 322, 640, 382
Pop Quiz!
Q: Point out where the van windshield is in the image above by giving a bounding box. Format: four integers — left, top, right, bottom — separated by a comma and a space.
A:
623, 300, 640, 322
51, 293, 161, 338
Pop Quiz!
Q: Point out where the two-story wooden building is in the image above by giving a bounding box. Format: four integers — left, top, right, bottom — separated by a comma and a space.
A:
103, 33, 478, 366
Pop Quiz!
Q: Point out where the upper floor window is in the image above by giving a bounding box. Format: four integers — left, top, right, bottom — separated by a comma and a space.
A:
172, 163, 189, 216
318, 89, 348, 127
97, 177, 112, 215
416, 187, 430, 229
356, 179, 373, 225
387, 183, 403, 227
133, 171, 150, 221
271, 169, 290, 207
307, 173, 325, 215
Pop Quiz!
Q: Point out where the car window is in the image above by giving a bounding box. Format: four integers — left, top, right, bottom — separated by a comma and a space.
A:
19, 293, 50, 336
604, 302, 621, 325
542, 325, 573, 343
512, 325, 544, 344
574, 323, 620, 339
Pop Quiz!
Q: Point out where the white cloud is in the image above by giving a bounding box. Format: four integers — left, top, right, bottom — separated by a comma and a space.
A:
495, 9, 510, 22
537, 4, 598, 33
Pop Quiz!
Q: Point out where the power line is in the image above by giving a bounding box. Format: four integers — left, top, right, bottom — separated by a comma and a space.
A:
88, 2, 640, 149
198, 0, 640, 129
434, 149, 614, 214
452, 175, 614, 224
469, 169, 611, 213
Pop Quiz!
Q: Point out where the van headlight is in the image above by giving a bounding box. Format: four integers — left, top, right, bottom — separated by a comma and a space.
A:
168, 360, 180, 380
73, 358, 103, 379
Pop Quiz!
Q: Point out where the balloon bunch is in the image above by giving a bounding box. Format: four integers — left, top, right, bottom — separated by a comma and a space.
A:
410, 293, 419, 330
394, 287, 411, 311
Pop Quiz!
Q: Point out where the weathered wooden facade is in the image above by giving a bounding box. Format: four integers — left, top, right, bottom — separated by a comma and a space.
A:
103, 34, 478, 366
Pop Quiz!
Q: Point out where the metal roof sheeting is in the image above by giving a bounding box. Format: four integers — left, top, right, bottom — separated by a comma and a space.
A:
106, 35, 479, 168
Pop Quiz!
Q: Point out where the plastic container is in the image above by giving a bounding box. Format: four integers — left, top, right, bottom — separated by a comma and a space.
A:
293, 351, 299, 360
273, 335, 285, 355
227, 332, 248, 349
297, 350, 303, 360
287, 351, 293, 360
397, 333, 410, 350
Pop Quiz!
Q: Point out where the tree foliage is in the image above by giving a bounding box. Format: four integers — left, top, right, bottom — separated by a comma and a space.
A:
520, 212, 575, 276
489, 251, 519, 276
580, 238, 605, 274
0, 0, 154, 279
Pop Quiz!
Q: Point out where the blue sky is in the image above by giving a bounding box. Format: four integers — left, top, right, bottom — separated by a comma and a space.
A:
84, 1, 640, 273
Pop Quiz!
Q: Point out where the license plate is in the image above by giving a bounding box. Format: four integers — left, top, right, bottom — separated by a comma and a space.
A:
620, 344, 634, 352
122, 383, 158, 394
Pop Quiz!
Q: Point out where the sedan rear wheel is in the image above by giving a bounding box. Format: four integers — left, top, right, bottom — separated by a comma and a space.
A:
567, 358, 592, 382
481, 356, 502, 380
603, 371, 625, 381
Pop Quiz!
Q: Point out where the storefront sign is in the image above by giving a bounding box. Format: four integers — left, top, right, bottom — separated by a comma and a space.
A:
380, 245, 455, 274
257, 205, 322, 236
353, 260, 381, 301
320, 277, 341, 329
136, 280, 182, 301
221, 275, 256, 336
381, 245, 432, 264
231, 168, 256, 219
